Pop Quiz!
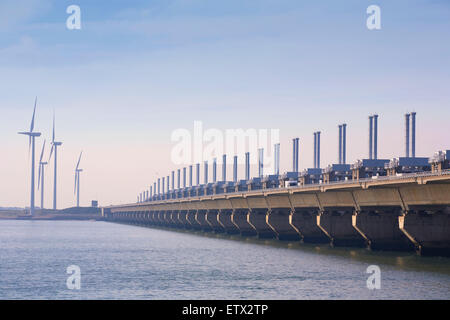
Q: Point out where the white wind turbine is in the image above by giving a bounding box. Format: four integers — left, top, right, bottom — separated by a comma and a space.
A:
18, 97, 41, 216
48, 112, 62, 210
37, 140, 48, 210
74, 151, 83, 207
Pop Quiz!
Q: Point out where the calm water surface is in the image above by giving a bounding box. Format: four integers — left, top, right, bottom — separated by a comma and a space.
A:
0, 220, 449, 299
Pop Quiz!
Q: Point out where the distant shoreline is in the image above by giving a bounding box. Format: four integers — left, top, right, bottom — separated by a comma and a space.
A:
0, 208, 104, 221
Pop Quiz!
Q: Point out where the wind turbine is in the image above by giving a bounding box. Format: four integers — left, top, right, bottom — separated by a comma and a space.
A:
18, 97, 41, 216
48, 112, 62, 210
37, 140, 48, 210
74, 151, 83, 207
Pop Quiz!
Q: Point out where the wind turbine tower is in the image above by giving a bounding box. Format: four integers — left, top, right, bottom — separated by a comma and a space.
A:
37, 140, 48, 210
18, 97, 41, 216
49, 112, 63, 210
74, 152, 83, 207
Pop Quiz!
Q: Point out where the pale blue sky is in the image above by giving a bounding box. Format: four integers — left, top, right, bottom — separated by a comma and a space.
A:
1, 0, 449, 207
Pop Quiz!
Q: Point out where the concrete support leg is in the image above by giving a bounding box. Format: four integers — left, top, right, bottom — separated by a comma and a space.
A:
142, 212, 148, 225
178, 210, 190, 229
151, 211, 159, 225
139, 212, 146, 226
206, 209, 225, 233
162, 211, 170, 226
399, 206, 450, 256
317, 208, 366, 247
170, 211, 179, 227
217, 209, 240, 234
149, 211, 156, 225
267, 208, 301, 241
167, 211, 175, 226
352, 206, 413, 251
290, 208, 329, 243
231, 209, 257, 237
187, 210, 201, 229
158, 211, 166, 226
195, 210, 212, 231
248, 209, 276, 239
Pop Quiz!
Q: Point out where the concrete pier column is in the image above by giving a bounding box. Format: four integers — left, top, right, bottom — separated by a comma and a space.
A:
289, 193, 330, 243
317, 207, 366, 247
158, 211, 166, 226
163, 210, 172, 226
178, 210, 190, 229
165, 210, 173, 226
290, 208, 329, 243
399, 206, 450, 256
169, 210, 179, 227
128, 212, 133, 223
217, 209, 240, 234
147, 211, 154, 225
267, 208, 301, 241
195, 209, 212, 231
231, 209, 257, 237
148, 210, 155, 225
170, 210, 180, 228
205, 209, 225, 233
167, 210, 176, 226
151, 211, 159, 225
139, 211, 146, 225
266, 194, 301, 241
149, 211, 155, 225
247, 196, 276, 239
289, 193, 329, 243
158, 210, 166, 225
248, 208, 276, 239
352, 206, 413, 251
186, 210, 201, 229
143, 211, 149, 225
152, 211, 160, 225
228, 197, 256, 236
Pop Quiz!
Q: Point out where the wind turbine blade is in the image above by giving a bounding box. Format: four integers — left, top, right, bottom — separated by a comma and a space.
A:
76, 151, 83, 171
39, 140, 46, 163
52, 111, 55, 143
30, 96, 37, 133
48, 144, 54, 161
28, 136, 31, 158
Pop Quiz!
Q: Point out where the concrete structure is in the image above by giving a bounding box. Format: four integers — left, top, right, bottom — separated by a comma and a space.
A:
106, 170, 450, 256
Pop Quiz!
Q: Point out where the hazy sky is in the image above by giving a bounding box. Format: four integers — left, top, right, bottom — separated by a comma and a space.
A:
1, 0, 449, 208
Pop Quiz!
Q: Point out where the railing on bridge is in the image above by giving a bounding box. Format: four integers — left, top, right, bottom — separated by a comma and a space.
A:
128, 169, 450, 205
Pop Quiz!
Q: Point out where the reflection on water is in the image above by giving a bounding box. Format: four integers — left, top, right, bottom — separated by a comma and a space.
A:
0, 220, 449, 300
186, 227, 450, 276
